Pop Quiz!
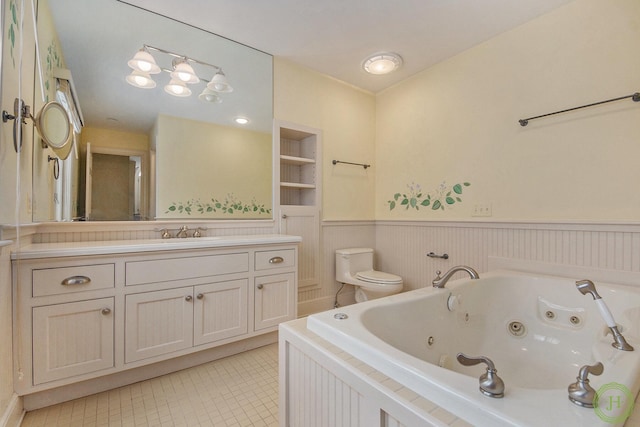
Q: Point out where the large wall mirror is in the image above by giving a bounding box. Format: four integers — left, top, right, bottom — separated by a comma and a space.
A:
33, 0, 273, 221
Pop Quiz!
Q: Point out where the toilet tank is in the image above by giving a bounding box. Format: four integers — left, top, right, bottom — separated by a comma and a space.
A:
335, 248, 374, 280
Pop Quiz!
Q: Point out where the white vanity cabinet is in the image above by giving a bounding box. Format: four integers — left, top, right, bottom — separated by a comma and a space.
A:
12, 236, 299, 397
125, 278, 250, 363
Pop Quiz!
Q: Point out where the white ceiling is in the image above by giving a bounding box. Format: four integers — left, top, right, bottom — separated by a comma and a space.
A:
122, 0, 576, 93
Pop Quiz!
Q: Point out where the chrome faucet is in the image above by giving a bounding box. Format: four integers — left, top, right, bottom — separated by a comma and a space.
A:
176, 225, 190, 238
576, 279, 634, 351
568, 362, 604, 407
432, 265, 479, 288
457, 353, 504, 398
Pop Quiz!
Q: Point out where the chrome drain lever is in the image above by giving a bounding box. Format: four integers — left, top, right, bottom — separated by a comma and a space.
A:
456, 353, 504, 398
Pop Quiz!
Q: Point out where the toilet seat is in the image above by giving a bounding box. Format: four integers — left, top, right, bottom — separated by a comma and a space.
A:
356, 270, 402, 285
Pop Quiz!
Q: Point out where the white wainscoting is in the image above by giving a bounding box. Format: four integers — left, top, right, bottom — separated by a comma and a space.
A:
375, 221, 640, 292
303, 220, 640, 316
29, 220, 277, 243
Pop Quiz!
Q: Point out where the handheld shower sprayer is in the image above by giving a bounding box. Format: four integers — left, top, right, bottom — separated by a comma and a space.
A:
575, 279, 634, 351
576, 279, 602, 299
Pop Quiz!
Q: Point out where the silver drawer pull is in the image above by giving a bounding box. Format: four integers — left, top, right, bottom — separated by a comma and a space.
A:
101, 307, 111, 315
61, 276, 92, 286
269, 256, 284, 264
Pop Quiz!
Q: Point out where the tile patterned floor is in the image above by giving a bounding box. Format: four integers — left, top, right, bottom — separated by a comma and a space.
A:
21, 344, 279, 427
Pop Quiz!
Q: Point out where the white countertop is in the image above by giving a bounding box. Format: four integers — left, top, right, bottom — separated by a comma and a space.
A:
11, 234, 302, 260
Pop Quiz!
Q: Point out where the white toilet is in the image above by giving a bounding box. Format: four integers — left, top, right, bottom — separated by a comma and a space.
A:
335, 248, 403, 302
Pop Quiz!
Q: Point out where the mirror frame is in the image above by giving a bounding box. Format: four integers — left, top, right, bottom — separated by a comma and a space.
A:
35, 101, 72, 153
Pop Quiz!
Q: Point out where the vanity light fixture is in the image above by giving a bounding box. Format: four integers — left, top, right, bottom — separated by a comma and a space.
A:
362, 52, 403, 75
128, 48, 161, 74
126, 44, 233, 100
207, 71, 233, 93
164, 78, 192, 97
125, 70, 156, 89
198, 88, 222, 103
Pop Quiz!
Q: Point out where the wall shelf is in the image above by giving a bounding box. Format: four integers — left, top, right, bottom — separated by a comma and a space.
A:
281, 182, 316, 189
278, 127, 319, 206
280, 155, 316, 166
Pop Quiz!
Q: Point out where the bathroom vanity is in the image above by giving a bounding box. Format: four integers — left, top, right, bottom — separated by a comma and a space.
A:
12, 234, 299, 404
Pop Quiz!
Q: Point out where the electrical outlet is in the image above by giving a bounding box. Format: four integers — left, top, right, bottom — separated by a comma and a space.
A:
472, 203, 492, 217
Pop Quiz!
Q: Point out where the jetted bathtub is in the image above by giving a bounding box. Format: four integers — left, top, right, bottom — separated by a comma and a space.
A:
307, 267, 640, 426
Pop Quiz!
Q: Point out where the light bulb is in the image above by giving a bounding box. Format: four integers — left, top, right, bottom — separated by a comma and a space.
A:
126, 70, 156, 89
164, 79, 192, 97
170, 61, 199, 84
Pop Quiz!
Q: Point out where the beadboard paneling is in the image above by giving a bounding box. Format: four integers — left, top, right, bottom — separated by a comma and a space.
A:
374, 221, 640, 292
284, 343, 362, 427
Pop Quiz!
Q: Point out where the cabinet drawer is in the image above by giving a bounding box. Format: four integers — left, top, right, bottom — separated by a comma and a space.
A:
33, 264, 115, 297
255, 249, 295, 271
125, 252, 249, 285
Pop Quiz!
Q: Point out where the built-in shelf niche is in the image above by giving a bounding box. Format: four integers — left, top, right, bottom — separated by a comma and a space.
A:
280, 128, 318, 206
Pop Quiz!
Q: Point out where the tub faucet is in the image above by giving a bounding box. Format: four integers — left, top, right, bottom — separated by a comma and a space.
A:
432, 265, 479, 288
456, 353, 504, 398
576, 279, 634, 351
568, 362, 604, 407
176, 225, 190, 238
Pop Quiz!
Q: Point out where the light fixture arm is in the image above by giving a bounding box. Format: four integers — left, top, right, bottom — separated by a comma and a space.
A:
143, 44, 222, 74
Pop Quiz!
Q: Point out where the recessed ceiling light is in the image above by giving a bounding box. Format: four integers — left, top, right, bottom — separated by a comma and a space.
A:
234, 117, 249, 125
362, 52, 403, 75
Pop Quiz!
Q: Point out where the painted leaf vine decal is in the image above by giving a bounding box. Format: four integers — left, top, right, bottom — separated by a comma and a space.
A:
387, 181, 470, 211
8, 0, 18, 68
166, 194, 272, 216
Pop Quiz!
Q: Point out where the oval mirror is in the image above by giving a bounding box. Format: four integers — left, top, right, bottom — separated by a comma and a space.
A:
35, 101, 73, 159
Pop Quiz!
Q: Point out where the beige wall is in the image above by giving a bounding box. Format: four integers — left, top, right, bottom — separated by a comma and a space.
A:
274, 59, 377, 220
80, 126, 149, 153
376, 0, 640, 221
154, 115, 272, 219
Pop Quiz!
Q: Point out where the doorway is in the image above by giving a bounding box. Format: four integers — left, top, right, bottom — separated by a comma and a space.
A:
85, 143, 149, 220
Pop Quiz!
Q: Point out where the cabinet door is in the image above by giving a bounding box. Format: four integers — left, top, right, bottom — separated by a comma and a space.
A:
125, 288, 194, 363
255, 273, 296, 331
280, 206, 319, 289
33, 298, 114, 385
193, 279, 248, 346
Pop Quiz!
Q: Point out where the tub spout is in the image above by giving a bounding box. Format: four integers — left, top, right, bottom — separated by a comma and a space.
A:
568, 362, 604, 408
575, 280, 634, 351
456, 353, 504, 398
433, 265, 479, 288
